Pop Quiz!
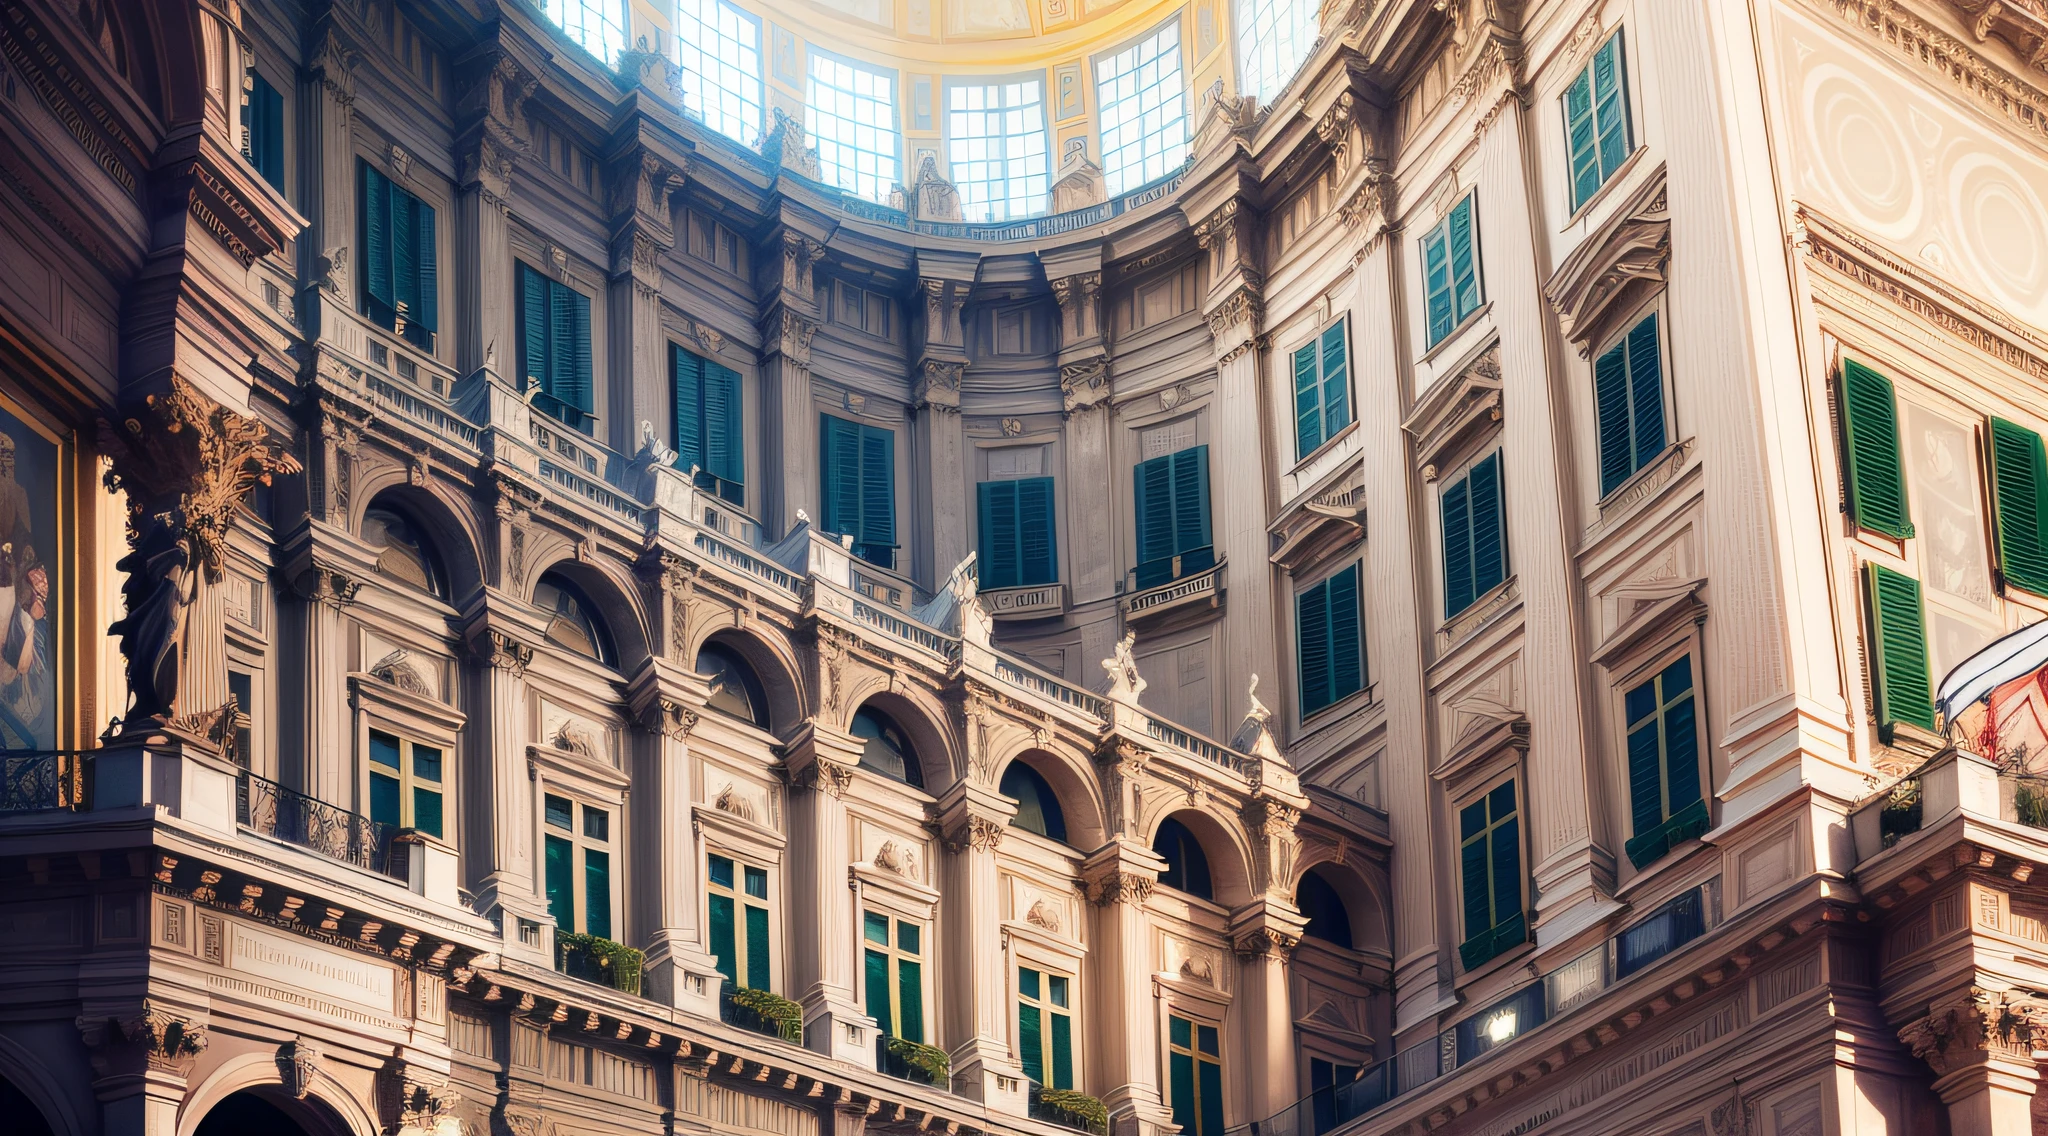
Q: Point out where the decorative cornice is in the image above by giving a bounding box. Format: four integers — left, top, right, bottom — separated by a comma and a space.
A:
1815, 0, 2048, 149
1898, 987, 2048, 1076
1544, 172, 1669, 352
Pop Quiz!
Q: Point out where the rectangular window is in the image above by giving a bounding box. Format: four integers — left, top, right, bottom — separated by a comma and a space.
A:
366, 728, 445, 839
863, 911, 926, 1042
1593, 312, 1666, 495
1989, 417, 2048, 596
1457, 780, 1525, 970
227, 670, 254, 769
518, 263, 594, 433
1866, 563, 1936, 735
1017, 966, 1074, 1088
707, 852, 773, 991
1621, 656, 1707, 869
672, 346, 745, 504
540, 0, 627, 65
1840, 358, 1914, 540
1440, 452, 1506, 620
1297, 563, 1364, 718
1235, 0, 1315, 104
820, 415, 897, 569
242, 70, 285, 193
360, 161, 438, 350
1094, 20, 1191, 196
978, 477, 1058, 589
807, 52, 900, 203
677, 0, 765, 148
1132, 444, 1213, 590
1420, 195, 1482, 348
1292, 319, 1352, 458
1563, 30, 1633, 211
544, 792, 614, 939
947, 78, 1052, 222
1167, 1014, 1224, 1136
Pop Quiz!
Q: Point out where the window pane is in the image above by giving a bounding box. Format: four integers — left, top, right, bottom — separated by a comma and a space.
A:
897, 920, 921, 954
709, 893, 737, 984
540, 0, 627, 66
413, 787, 443, 838
411, 744, 442, 783
1019, 966, 1041, 998
584, 848, 612, 939
1095, 21, 1190, 196
744, 865, 768, 898
709, 853, 736, 888
583, 806, 609, 841
545, 793, 574, 831
545, 834, 575, 931
745, 903, 770, 989
807, 53, 899, 201
1236, 0, 1315, 105
677, 0, 765, 147
1197, 1023, 1219, 1056
370, 771, 401, 828
865, 911, 891, 944
897, 958, 924, 1043
1049, 974, 1069, 1008
370, 730, 402, 770
945, 78, 1050, 221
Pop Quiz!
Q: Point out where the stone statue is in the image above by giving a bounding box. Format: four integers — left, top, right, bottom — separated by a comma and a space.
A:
1103, 630, 1147, 707
949, 554, 992, 648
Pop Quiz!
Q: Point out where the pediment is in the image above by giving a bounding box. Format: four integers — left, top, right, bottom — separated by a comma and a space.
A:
1545, 169, 1670, 353
1403, 345, 1502, 475
1433, 695, 1529, 783
1592, 577, 1707, 668
1271, 458, 1366, 572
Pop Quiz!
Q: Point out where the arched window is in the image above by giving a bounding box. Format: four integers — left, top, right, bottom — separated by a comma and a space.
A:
1296, 867, 1353, 949
535, 572, 615, 666
362, 504, 447, 598
1000, 760, 1066, 842
1235, 0, 1317, 105
697, 642, 767, 727
851, 705, 922, 788
1153, 816, 1212, 900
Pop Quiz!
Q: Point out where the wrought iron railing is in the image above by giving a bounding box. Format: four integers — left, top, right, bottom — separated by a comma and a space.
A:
237, 770, 400, 878
0, 749, 90, 813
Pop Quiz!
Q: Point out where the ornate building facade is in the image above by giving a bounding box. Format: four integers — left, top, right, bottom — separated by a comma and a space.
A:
3, 0, 2048, 1134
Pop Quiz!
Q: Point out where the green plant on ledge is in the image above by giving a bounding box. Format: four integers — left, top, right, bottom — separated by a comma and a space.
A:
1036, 1088, 1109, 1136
555, 930, 644, 995
731, 986, 803, 1043
885, 1036, 951, 1084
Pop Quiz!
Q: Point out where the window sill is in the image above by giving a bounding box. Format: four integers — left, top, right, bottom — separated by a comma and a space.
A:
1437, 576, 1520, 651
1291, 420, 1360, 475
1418, 302, 1493, 367
1562, 146, 1649, 229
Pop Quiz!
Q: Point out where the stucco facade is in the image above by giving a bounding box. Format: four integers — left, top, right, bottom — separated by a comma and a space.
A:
3, 0, 2048, 1134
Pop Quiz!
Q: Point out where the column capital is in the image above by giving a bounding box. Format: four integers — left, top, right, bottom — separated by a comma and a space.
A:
1229, 897, 1307, 962
1080, 837, 1166, 906
762, 306, 818, 366
935, 779, 1019, 853
913, 359, 964, 412
782, 721, 864, 798
1899, 986, 2048, 1098
76, 1000, 209, 1080
1060, 358, 1111, 415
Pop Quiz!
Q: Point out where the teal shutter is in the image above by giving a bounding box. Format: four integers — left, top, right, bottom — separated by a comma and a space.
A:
1297, 578, 1331, 715
1441, 477, 1473, 618
1593, 35, 1630, 181
1327, 563, 1362, 702
1487, 782, 1521, 926
566, 287, 594, 416
745, 904, 770, 990
584, 849, 610, 939
1594, 337, 1633, 494
979, 480, 1021, 589
821, 416, 863, 538
709, 892, 737, 984
1173, 445, 1212, 557
1018, 1003, 1044, 1083
1049, 1012, 1073, 1089
707, 362, 743, 485
1017, 477, 1057, 586
1564, 66, 1599, 209
860, 424, 895, 566
673, 348, 705, 473
1423, 228, 1453, 345
1990, 417, 2048, 595
1841, 359, 1914, 539
1293, 341, 1321, 457
1135, 455, 1175, 570
1468, 453, 1504, 595
1626, 314, 1664, 470
413, 200, 437, 334
1661, 658, 1701, 810
864, 948, 892, 1036
1624, 675, 1665, 838
1448, 197, 1480, 323
1320, 322, 1350, 439
520, 266, 548, 390
896, 959, 924, 1043
1458, 800, 1490, 942
545, 834, 574, 931
391, 186, 416, 324
1867, 563, 1936, 732
363, 163, 392, 310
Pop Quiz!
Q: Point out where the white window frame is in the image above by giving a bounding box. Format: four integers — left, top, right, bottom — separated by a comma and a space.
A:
1234, 0, 1317, 106
1093, 18, 1192, 197
944, 74, 1052, 222
807, 50, 902, 203
540, 0, 627, 66
677, 0, 765, 148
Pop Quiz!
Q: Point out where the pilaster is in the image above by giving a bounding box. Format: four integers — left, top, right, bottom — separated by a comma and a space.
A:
606, 143, 686, 455
76, 1001, 208, 1136
302, 24, 358, 329
454, 54, 535, 378
1897, 986, 2048, 1136
760, 229, 827, 536
783, 720, 878, 1066
1049, 258, 1115, 621
936, 774, 1027, 1115
624, 656, 723, 1020
1080, 838, 1173, 1136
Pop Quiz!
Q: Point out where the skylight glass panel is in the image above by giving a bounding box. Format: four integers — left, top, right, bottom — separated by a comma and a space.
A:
1236, 0, 1317, 106
541, 0, 627, 67
677, 0, 765, 148
807, 53, 901, 203
1095, 21, 1191, 197
947, 79, 1051, 222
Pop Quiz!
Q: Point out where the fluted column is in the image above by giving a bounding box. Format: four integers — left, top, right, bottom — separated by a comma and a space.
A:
454, 56, 534, 378
911, 269, 971, 586
625, 654, 723, 1019
292, 568, 360, 804
785, 720, 877, 1066
760, 231, 825, 536
77, 1005, 207, 1136
938, 757, 1026, 1113
1898, 987, 2048, 1136
1081, 835, 1173, 1136
467, 629, 543, 960
606, 146, 685, 454
301, 26, 356, 332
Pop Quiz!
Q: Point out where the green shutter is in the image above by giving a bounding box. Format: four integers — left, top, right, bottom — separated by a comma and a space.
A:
567, 287, 594, 417
1593, 35, 1630, 181
673, 348, 705, 473
1018, 1003, 1044, 1083
1626, 314, 1664, 471
864, 948, 892, 1036
1300, 564, 1364, 717
545, 834, 574, 932
1173, 445, 1212, 556
708, 362, 744, 485
1018, 477, 1058, 587
584, 848, 611, 939
1049, 1012, 1073, 1089
1320, 322, 1350, 440
980, 480, 1021, 589
1448, 197, 1480, 323
1594, 337, 1633, 494
412, 198, 437, 335
1867, 563, 1936, 733
1990, 417, 2048, 595
392, 187, 416, 325
745, 903, 770, 990
1564, 66, 1599, 209
1293, 341, 1322, 457
363, 163, 392, 310
821, 416, 862, 538
1135, 455, 1175, 572
1423, 228, 1453, 345
1624, 681, 1666, 837
1297, 577, 1331, 715
1487, 782, 1520, 927
1441, 477, 1473, 618
896, 959, 924, 1043
520, 265, 548, 390
860, 424, 895, 565
709, 892, 737, 985
245, 72, 285, 192
1458, 800, 1489, 939
1660, 658, 1701, 810
1468, 453, 1504, 596
1327, 564, 1363, 703
1841, 359, 1914, 539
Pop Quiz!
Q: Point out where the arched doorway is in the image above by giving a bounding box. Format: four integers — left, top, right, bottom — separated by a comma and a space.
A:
0, 1074, 55, 1136
192, 1090, 316, 1136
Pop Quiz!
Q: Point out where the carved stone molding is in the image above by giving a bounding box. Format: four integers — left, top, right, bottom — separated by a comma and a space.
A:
380, 1059, 456, 1133
471, 630, 535, 678
1543, 172, 1669, 352
788, 753, 856, 799
369, 649, 430, 696
1898, 987, 2048, 1078
455, 55, 536, 207
640, 696, 699, 742
1232, 927, 1300, 962
1059, 359, 1111, 414
309, 28, 357, 111
914, 360, 964, 412
76, 1003, 208, 1075
778, 231, 827, 297
277, 1039, 324, 1098
1205, 286, 1264, 339
1087, 871, 1156, 906
764, 308, 818, 365
1050, 271, 1104, 341
761, 108, 823, 179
